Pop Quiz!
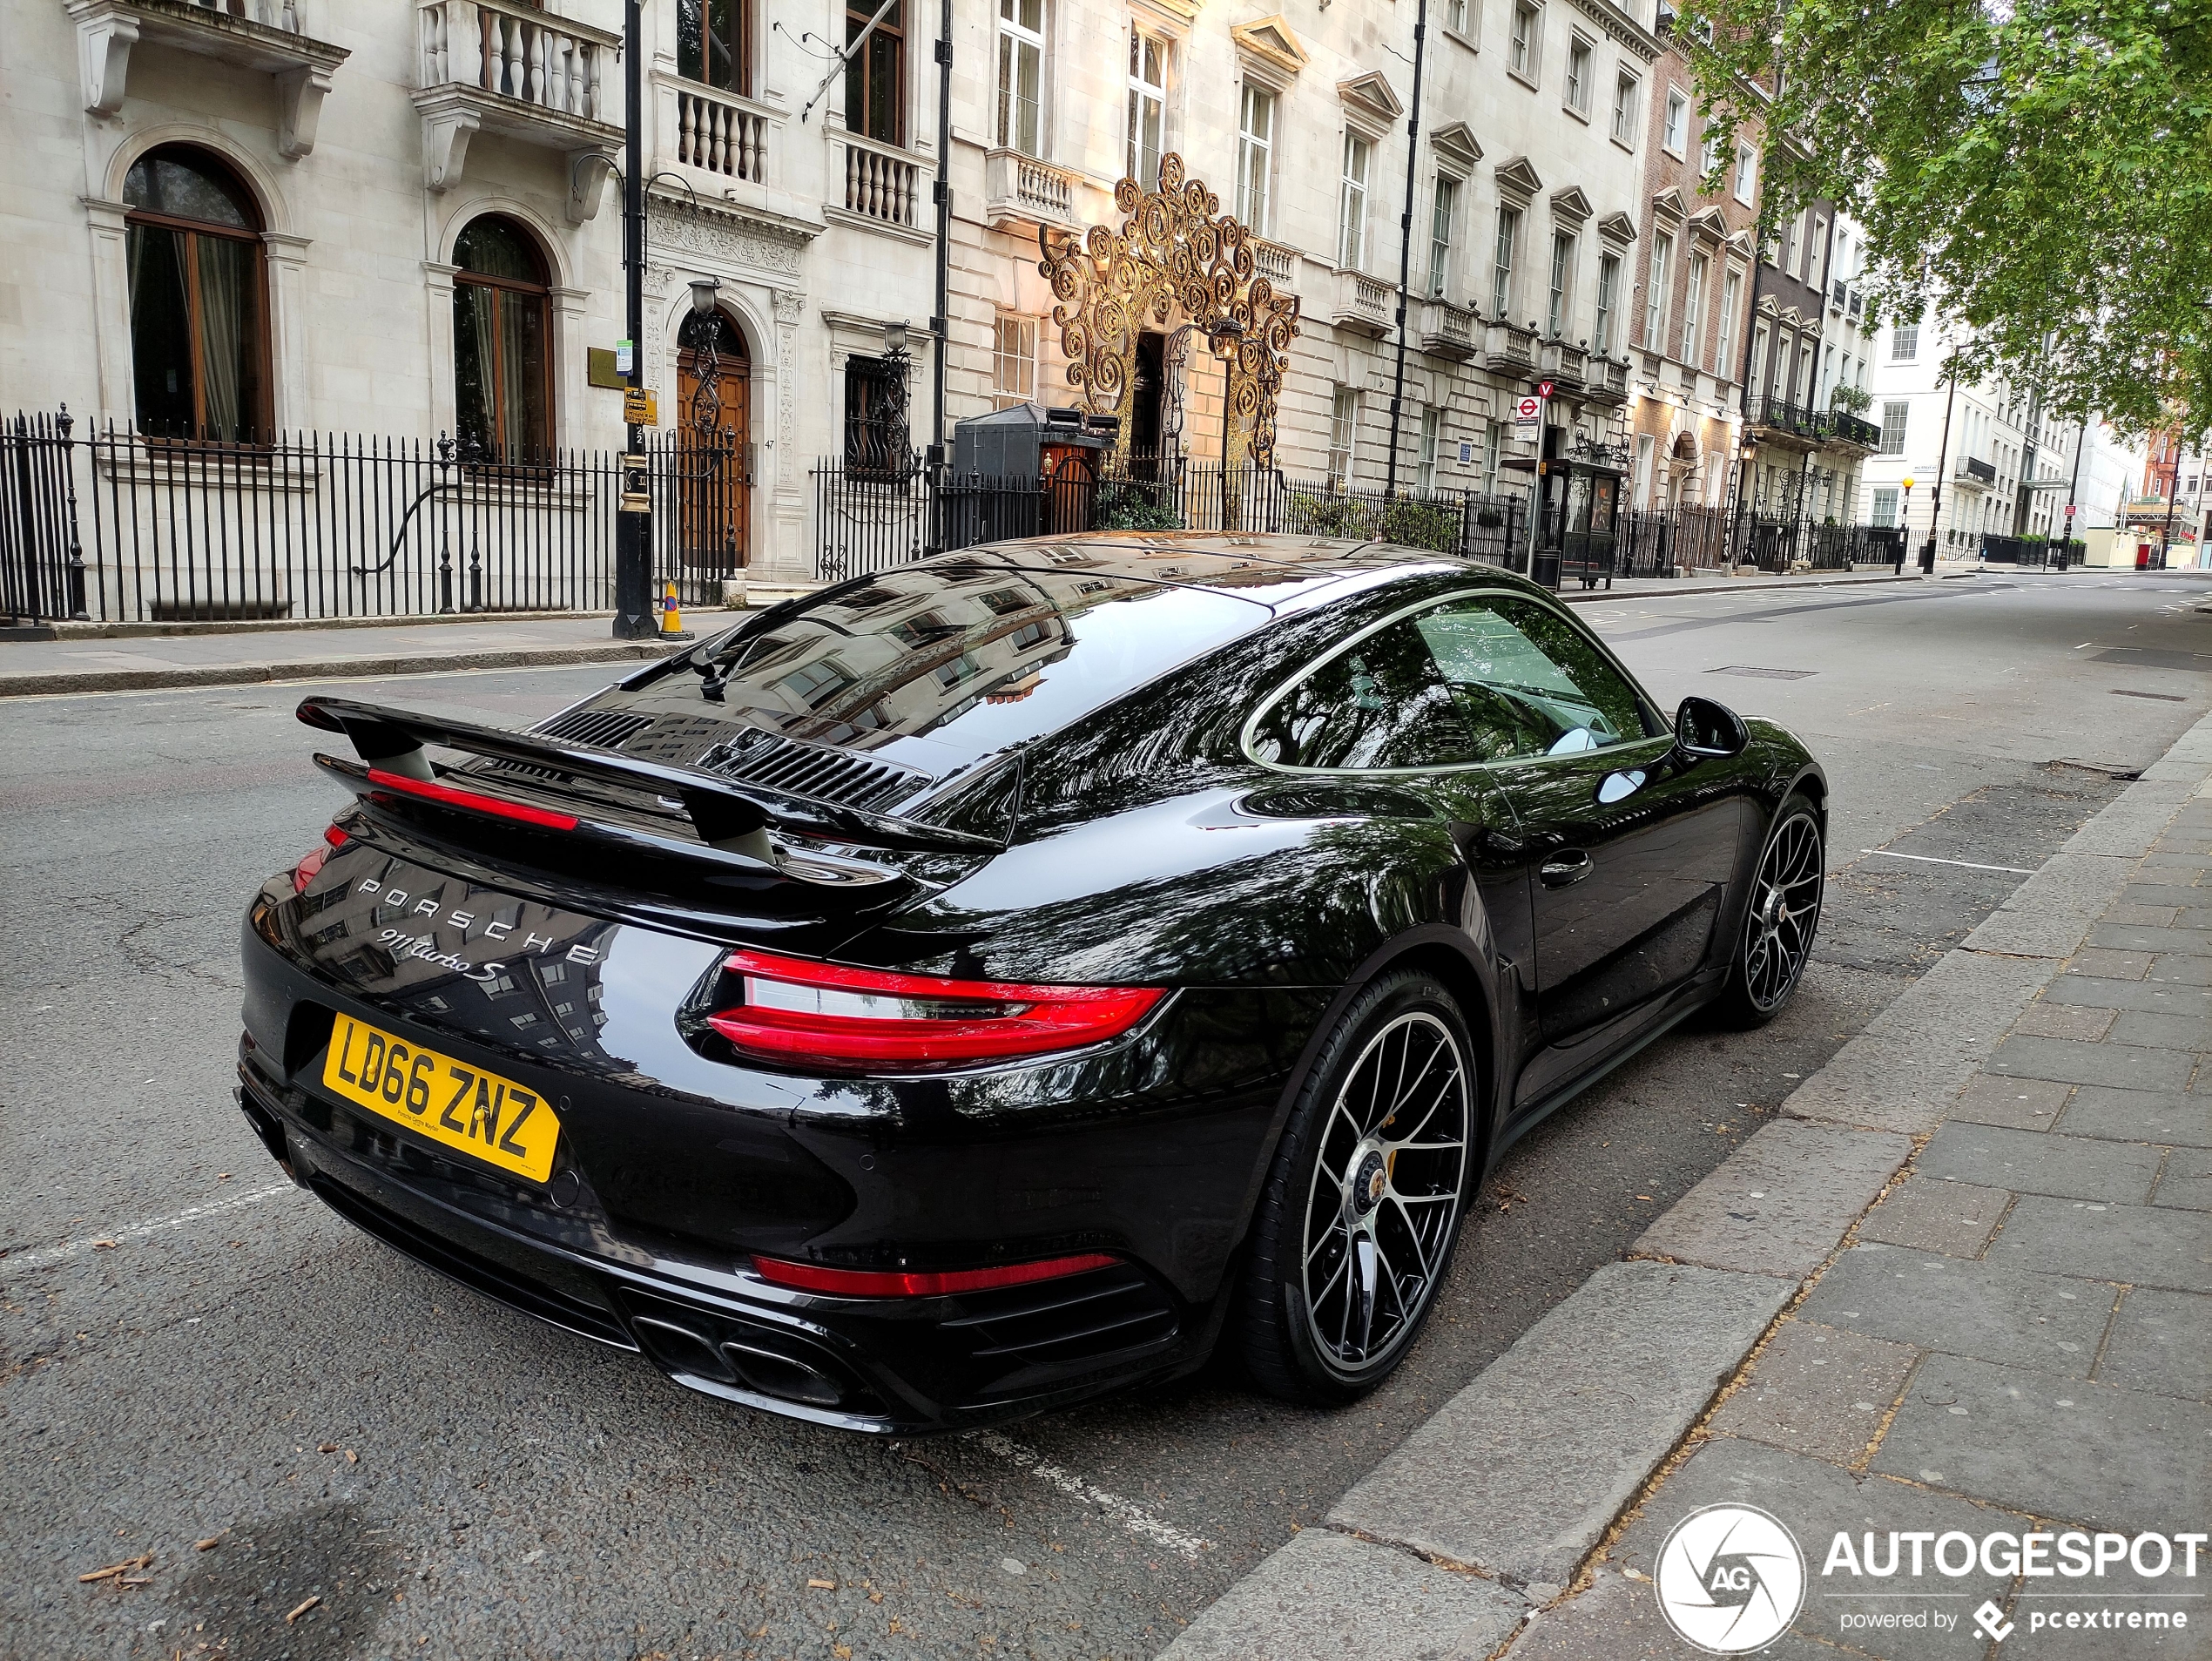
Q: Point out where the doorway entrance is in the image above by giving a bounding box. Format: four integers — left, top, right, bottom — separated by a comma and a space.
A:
674, 308, 752, 599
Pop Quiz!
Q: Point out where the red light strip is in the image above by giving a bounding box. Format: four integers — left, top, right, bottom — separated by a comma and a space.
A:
752, 1252, 1120, 1298
365, 767, 579, 831
707, 949, 1164, 1066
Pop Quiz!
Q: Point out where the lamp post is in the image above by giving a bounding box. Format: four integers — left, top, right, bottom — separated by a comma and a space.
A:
612, 0, 652, 640
1898, 475, 1914, 573
1922, 361, 1958, 575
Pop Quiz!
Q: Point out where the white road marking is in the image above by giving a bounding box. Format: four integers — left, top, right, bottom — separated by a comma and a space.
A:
0, 1183, 300, 1274
1859, 848, 2038, 876
965, 1429, 1212, 1559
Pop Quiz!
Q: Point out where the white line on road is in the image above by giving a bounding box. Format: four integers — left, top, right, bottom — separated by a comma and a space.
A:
0, 1182, 300, 1274
965, 1430, 1212, 1559
1859, 847, 2039, 875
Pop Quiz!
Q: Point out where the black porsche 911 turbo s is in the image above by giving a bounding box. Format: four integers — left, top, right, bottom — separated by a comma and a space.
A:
238, 533, 1826, 1433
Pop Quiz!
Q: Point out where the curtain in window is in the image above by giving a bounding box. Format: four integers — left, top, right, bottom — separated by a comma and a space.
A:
127, 224, 194, 437
454, 284, 499, 456
196, 233, 249, 442
502, 288, 547, 461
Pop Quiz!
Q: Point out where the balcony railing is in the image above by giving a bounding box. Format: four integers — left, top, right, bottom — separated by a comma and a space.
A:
1484, 321, 1539, 374
1745, 396, 1823, 441
418, 0, 613, 122
1540, 339, 1587, 388
1824, 409, 1881, 449
1585, 355, 1629, 403
982, 149, 1077, 229
833, 132, 923, 232
1333, 270, 1393, 337
673, 84, 768, 182
1418, 298, 1478, 360
1252, 240, 1298, 291
1959, 455, 1998, 483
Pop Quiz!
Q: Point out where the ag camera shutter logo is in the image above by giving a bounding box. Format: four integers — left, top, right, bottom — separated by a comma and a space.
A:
1655, 1503, 1808, 1653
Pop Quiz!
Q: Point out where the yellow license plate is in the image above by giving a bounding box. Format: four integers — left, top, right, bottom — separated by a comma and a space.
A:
321, 1015, 560, 1185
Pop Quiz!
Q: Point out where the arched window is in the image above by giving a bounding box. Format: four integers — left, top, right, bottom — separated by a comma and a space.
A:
453, 216, 553, 462
125, 145, 271, 442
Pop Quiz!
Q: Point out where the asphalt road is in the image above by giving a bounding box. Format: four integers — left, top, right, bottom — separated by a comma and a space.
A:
5, 570, 2211, 1661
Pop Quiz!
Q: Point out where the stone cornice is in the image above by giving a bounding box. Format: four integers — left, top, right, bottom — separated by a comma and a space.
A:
1565, 0, 1665, 64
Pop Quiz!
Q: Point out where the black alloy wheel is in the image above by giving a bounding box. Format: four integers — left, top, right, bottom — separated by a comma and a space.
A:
1238, 972, 1475, 1404
1715, 793, 1824, 1028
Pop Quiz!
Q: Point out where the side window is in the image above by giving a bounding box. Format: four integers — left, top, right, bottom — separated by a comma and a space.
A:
1250, 595, 1651, 771
1416, 596, 1649, 759
1248, 618, 1472, 771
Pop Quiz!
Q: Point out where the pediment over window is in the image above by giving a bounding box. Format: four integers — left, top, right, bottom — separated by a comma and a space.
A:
1549, 185, 1594, 223
1778, 305, 1804, 327
1725, 230, 1757, 257
1686, 206, 1728, 240
1596, 210, 1638, 245
1432, 121, 1483, 171
1231, 17, 1309, 86
1756, 294, 1781, 316
1337, 71, 1406, 130
1493, 155, 1544, 201
1649, 186, 1688, 221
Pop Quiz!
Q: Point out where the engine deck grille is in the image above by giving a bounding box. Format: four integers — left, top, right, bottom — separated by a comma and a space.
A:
699, 727, 927, 813
536, 708, 656, 749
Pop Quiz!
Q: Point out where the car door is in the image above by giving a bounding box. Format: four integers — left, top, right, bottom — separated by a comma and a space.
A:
1427, 594, 1754, 1048
1242, 598, 1534, 1006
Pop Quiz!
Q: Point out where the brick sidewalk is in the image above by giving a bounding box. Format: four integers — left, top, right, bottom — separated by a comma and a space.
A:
1507, 771, 2212, 1657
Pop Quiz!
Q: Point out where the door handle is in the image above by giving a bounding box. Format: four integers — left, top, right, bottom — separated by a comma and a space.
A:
1540, 852, 1595, 888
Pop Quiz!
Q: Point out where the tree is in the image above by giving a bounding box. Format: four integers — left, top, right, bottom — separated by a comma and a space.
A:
1679, 0, 2212, 442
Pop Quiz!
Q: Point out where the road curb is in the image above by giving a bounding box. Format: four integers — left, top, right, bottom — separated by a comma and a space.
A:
1557, 569, 1981, 604
1157, 705, 2212, 1661
0, 641, 671, 698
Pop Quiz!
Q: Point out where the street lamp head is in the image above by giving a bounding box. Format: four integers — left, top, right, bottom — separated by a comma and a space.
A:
882, 319, 909, 356
688, 276, 722, 318
1901, 475, 1915, 491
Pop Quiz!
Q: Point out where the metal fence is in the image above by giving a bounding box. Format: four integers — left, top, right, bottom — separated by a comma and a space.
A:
810, 449, 1531, 583
1980, 533, 2078, 570
0, 410, 745, 625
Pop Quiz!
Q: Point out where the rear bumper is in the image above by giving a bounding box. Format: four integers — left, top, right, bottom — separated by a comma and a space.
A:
239, 1056, 1217, 1433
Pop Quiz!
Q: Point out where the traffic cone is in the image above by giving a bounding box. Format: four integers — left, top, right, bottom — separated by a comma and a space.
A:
658, 581, 693, 640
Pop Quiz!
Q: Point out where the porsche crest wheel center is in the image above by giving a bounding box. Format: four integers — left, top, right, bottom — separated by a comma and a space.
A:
1351, 1150, 1388, 1217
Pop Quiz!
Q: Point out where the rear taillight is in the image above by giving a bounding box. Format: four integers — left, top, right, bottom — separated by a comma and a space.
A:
752, 1252, 1120, 1298
705, 949, 1164, 1070
291, 824, 348, 894
365, 767, 580, 831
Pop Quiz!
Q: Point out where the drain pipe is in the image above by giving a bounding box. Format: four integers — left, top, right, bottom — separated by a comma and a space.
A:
1382, 0, 1431, 498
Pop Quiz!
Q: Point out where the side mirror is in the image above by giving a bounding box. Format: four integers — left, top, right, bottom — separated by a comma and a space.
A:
1675, 695, 1750, 760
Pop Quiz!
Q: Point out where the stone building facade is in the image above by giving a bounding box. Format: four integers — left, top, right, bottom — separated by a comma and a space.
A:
8, 0, 1786, 590
1621, 39, 1762, 511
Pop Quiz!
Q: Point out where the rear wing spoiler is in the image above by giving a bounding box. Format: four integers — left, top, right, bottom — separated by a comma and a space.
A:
295, 695, 1000, 860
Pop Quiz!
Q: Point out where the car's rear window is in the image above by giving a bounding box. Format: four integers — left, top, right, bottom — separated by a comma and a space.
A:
693, 562, 1266, 776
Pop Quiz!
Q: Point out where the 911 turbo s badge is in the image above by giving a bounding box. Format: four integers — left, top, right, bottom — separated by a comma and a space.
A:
353, 876, 600, 967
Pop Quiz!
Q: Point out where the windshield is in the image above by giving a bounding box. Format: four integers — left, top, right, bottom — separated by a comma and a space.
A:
692, 562, 1267, 776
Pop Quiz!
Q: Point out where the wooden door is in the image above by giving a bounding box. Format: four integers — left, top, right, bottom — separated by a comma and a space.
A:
675, 314, 752, 596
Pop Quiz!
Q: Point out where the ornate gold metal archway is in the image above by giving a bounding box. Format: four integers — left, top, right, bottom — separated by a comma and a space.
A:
1036, 153, 1301, 469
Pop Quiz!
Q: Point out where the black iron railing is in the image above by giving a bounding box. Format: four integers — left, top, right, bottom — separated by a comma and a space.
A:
809, 449, 1531, 581
0, 410, 745, 623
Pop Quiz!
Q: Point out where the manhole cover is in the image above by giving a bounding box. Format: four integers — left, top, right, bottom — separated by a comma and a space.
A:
1710, 665, 1816, 680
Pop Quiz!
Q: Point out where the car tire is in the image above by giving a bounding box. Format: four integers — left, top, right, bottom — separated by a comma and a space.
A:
1711, 793, 1825, 1030
1237, 971, 1478, 1407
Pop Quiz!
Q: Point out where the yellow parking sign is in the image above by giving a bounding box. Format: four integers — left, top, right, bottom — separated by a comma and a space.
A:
623, 388, 658, 427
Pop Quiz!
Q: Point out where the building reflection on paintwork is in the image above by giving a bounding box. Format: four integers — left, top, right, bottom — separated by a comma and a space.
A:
293, 851, 621, 1066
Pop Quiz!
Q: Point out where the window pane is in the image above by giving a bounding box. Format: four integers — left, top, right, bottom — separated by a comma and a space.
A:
1417, 596, 1646, 759
502, 289, 549, 459
126, 223, 195, 438
1251, 618, 1472, 771
455, 217, 547, 284
453, 282, 498, 456
195, 232, 260, 442
125, 149, 256, 230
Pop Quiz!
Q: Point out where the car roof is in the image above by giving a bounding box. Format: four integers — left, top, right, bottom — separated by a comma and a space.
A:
931, 531, 1552, 618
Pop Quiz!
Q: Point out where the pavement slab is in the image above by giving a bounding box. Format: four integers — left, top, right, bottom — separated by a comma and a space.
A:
1914, 1122, 2164, 1204
2150, 1145, 2212, 1212
1852, 1177, 2011, 1257
1984, 1034, 2197, 1093
2043, 974, 2212, 1014
1959, 850, 2137, 959
1501, 1567, 1841, 1661
2109, 1009, 2212, 1050
1325, 1261, 1795, 1588
1947, 1075, 2071, 1132
1987, 1194, 2212, 1293
2057, 1086, 2212, 1148
1796, 1245, 2119, 1375
1152, 1528, 1529, 1661
2092, 1288, 2212, 1402
1869, 1353, 2212, 1534
1630, 1120, 1914, 1276
1703, 1319, 1920, 1465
